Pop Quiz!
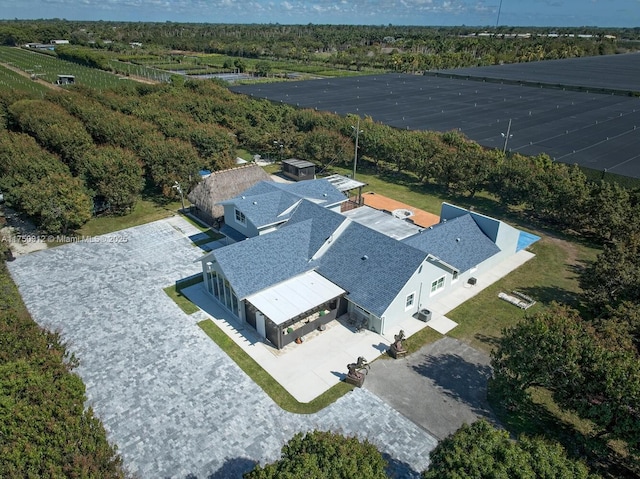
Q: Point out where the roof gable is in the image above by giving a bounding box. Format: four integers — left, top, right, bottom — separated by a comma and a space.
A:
211, 220, 315, 299
315, 222, 426, 317
284, 200, 347, 258
220, 179, 346, 228
402, 214, 501, 272
221, 190, 301, 228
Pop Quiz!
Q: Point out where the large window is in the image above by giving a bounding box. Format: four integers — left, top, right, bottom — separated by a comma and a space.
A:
405, 292, 415, 310
430, 276, 445, 295
234, 208, 246, 225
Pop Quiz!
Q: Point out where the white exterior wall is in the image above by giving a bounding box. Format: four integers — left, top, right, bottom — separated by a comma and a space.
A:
494, 221, 520, 257
379, 260, 448, 334
222, 204, 259, 238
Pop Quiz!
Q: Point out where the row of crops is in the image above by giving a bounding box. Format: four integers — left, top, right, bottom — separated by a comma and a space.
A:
109, 59, 171, 82
0, 65, 50, 94
0, 46, 142, 89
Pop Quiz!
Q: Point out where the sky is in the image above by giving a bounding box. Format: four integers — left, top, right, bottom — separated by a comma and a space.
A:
1, 0, 639, 27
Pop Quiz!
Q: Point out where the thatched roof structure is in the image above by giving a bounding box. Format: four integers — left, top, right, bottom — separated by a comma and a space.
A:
188, 164, 272, 226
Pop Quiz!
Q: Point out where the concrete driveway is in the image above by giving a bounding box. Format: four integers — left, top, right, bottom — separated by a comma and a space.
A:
364, 337, 496, 440
8, 217, 437, 478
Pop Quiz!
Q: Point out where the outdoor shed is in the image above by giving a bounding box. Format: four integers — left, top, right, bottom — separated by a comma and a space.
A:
56, 75, 75, 85
281, 158, 315, 182
187, 164, 272, 226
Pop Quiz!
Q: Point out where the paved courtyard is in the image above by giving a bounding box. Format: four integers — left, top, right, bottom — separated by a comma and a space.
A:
8, 217, 437, 478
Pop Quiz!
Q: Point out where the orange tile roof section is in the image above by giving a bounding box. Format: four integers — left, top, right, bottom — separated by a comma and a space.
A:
360, 192, 440, 228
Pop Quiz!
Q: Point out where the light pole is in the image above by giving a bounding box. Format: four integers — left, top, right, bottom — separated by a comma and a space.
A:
351, 118, 363, 180
501, 118, 513, 154
273, 140, 284, 162
173, 181, 185, 212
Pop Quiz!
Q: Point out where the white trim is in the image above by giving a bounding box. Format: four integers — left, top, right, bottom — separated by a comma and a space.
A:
430, 275, 446, 296
405, 292, 416, 311
234, 208, 246, 226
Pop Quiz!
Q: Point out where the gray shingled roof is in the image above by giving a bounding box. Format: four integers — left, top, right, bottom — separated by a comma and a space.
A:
315, 222, 427, 318
210, 219, 315, 299
284, 200, 347, 258
220, 190, 300, 228
210, 202, 502, 319
219, 179, 346, 228
402, 214, 501, 272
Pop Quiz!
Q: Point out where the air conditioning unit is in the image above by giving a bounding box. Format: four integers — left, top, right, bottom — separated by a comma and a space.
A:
417, 309, 432, 322
468, 277, 477, 285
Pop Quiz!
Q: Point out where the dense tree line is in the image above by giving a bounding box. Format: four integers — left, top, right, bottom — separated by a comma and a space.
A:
2, 77, 639, 245
244, 431, 388, 479
0, 130, 92, 233
0, 248, 127, 478
2, 21, 639, 76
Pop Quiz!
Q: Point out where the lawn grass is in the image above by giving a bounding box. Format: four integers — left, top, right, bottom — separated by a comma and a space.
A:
164, 284, 200, 315
325, 162, 511, 221
197, 319, 354, 413
179, 212, 211, 232
78, 198, 183, 237
447, 236, 601, 353
163, 275, 204, 315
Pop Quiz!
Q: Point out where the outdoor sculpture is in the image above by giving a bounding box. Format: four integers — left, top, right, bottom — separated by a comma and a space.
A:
345, 361, 366, 387
388, 329, 407, 359
355, 356, 370, 372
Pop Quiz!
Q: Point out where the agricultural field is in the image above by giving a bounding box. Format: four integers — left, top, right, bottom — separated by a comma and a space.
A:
109, 58, 170, 82
91, 47, 377, 81
0, 46, 140, 89
0, 64, 50, 94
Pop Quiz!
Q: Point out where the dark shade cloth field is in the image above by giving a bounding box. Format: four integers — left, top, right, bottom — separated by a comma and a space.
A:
232, 54, 640, 179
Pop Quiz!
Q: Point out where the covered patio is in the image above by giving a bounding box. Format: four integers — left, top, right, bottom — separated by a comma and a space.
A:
244, 271, 347, 349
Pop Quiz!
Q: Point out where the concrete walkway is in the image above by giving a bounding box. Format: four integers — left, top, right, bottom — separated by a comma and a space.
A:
8, 218, 436, 478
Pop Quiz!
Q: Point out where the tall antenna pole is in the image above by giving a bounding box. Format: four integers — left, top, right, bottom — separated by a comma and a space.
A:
496, 0, 503, 27
352, 117, 362, 180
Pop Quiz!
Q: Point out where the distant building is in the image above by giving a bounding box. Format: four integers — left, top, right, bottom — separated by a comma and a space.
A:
24, 43, 54, 50
56, 75, 75, 85
50, 39, 69, 45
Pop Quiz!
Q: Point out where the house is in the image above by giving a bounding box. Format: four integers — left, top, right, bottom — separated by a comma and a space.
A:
50, 39, 70, 45
281, 158, 316, 181
216, 178, 347, 242
187, 164, 272, 226
198, 183, 523, 349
